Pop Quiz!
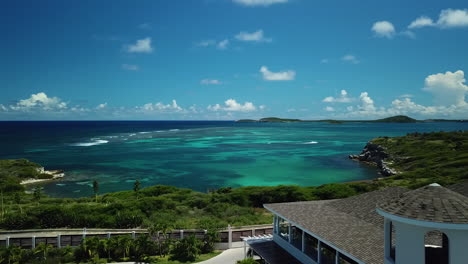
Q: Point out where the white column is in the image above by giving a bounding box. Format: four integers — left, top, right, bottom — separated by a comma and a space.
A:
252, 228, 255, 237
288, 224, 292, 243
132, 231, 136, 239
107, 232, 111, 239
32, 236, 36, 249
57, 234, 61, 248
244, 240, 247, 259
228, 225, 232, 248
6, 236, 10, 247
317, 240, 322, 264
301, 231, 305, 252
384, 218, 391, 260
82, 227, 87, 239
180, 230, 184, 239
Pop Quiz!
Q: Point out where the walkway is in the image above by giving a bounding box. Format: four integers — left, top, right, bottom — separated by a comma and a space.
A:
197, 248, 244, 264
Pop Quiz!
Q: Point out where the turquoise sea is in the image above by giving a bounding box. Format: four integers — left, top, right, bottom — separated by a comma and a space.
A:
1, 121, 467, 197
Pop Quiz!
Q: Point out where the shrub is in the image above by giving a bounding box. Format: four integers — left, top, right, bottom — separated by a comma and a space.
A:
169, 235, 202, 262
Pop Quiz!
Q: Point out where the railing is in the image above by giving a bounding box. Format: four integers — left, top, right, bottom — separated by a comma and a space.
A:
0, 224, 273, 249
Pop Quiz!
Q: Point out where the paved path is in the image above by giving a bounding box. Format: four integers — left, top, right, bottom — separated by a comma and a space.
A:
111, 248, 245, 264
196, 248, 245, 264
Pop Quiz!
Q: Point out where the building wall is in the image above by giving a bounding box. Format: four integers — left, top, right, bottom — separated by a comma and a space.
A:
393, 221, 468, 264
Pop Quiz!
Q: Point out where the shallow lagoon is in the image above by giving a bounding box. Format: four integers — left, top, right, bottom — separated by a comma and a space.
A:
1, 121, 467, 197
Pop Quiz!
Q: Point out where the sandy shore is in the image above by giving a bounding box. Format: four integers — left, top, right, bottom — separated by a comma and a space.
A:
20, 169, 65, 185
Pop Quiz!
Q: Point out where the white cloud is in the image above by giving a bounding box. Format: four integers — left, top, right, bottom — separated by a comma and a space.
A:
358, 92, 376, 112
423, 70, 468, 106
259, 105, 266, 110
342, 54, 360, 64
409, 9, 468, 29
0, 105, 7, 112
207, 99, 257, 112
96, 103, 107, 109
10, 92, 67, 111
260, 66, 296, 81
327, 70, 468, 119
140, 100, 183, 112
371, 21, 396, 38
217, 39, 229, 50
322, 90, 353, 103
201, 79, 222, 85
408, 16, 434, 29
233, 0, 288, 7
235, 30, 272, 42
437, 9, 468, 28
324, 106, 335, 112
126, 37, 153, 53
122, 64, 139, 71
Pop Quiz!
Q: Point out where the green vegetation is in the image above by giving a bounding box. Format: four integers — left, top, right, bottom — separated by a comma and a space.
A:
372, 115, 418, 123
259, 117, 302, 123
0, 159, 42, 192
237, 115, 423, 123
372, 131, 468, 189
0, 235, 221, 264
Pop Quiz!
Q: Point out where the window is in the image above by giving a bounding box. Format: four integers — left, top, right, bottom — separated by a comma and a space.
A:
304, 232, 318, 261
321, 242, 337, 264
278, 217, 289, 241
425, 231, 449, 264
291, 226, 303, 250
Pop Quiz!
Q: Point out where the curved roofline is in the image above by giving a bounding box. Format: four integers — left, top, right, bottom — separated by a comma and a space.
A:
376, 208, 468, 230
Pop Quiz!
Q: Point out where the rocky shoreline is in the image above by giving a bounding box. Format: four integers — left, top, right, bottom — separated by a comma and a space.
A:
349, 142, 399, 176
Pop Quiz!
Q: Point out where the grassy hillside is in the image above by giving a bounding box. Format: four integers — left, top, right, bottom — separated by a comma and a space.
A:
0, 159, 44, 192
372, 131, 468, 188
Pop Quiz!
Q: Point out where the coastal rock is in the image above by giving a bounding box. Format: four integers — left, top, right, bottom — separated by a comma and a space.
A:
349, 142, 398, 176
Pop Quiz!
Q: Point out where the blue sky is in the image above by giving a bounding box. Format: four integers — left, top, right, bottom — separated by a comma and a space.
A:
1, 0, 468, 120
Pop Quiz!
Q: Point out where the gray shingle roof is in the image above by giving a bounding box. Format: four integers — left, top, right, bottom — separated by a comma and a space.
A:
264, 187, 408, 264
378, 184, 468, 224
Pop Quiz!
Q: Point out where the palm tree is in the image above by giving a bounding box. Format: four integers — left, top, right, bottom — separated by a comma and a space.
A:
92, 180, 99, 203
117, 235, 133, 260
134, 179, 141, 199
99, 237, 111, 260
34, 242, 53, 261
149, 221, 173, 257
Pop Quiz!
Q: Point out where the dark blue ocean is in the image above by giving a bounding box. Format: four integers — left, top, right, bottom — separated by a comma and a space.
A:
1, 121, 467, 198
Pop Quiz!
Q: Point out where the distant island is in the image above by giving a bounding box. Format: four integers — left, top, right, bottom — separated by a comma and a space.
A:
237, 115, 467, 123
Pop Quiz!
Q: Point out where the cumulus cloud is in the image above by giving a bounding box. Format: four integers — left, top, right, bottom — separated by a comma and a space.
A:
122, 64, 139, 71
423, 70, 468, 106
96, 103, 107, 109
342, 54, 360, 64
235, 30, 272, 42
408, 16, 434, 29
324, 106, 335, 112
372, 21, 396, 38
140, 100, 183, 112
322, 90, 353, 103
207, 99, 257, 112
409, 9, 468, 29
10, 92, 67, 111
260, 66, 296, 81
232, 0, 288, 7
325, 70, 468, 119
201, 79, 222, 85
126, 37, 153, 53
217, 39, 229, 50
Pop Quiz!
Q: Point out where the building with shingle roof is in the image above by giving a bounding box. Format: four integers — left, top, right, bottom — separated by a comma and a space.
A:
245, 182, 468, 264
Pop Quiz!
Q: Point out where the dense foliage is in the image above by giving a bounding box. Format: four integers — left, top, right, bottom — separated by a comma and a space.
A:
374, 131, 468, 188
0, 159, 42, 193
0, 233, 219, 264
